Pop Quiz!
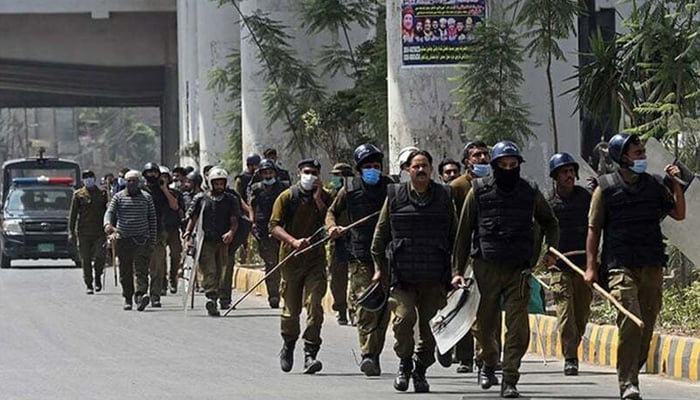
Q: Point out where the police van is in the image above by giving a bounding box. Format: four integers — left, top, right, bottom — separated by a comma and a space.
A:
0, 152, 81, 268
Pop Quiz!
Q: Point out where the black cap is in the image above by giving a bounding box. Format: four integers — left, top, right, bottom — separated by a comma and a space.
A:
297, 158, 321, 170
82, 170, 95, 178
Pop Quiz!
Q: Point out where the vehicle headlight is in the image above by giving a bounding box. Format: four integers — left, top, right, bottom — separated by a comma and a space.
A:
2, 219, 23, 235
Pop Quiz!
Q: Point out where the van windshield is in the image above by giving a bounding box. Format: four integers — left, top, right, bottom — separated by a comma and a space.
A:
6, 187, 74, 212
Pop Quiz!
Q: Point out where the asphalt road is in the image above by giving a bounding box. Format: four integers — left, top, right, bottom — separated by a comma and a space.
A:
0, 260, 698, 399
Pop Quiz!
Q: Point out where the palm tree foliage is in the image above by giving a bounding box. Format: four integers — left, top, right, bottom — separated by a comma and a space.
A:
453, 20, 535, 145
571, 0, 700, 152
514, 0, 581, 151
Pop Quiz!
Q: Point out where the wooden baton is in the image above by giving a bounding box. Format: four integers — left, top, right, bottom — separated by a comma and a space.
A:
549, 247, 644, 328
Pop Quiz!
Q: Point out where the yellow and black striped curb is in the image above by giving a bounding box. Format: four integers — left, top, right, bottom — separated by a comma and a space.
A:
234, 267, 700, 382
527, 314, 700, 381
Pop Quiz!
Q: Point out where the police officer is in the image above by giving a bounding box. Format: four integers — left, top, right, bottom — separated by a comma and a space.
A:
327, 144, 393, 377
326, 162, 354, 325
104, 170, 157, 311
234, 154, 261, 204
142, 162, 180, 308
546, 153, 593, 376
263, 147, 292, 184
184, 167, 241, 317
391, 145, 419, 183
441, 140, 493, 374
270, 158, 330, 375
453, 140, 559, 398
182, 170, 203, 211
248, 159, 289, 309
158, 166, 186, 295
371, 150, 456, 393
69, 169, 109, 294
584, 133, 685, 400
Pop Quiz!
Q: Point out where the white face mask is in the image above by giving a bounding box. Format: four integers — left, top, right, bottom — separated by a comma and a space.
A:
300, 173, 318, 191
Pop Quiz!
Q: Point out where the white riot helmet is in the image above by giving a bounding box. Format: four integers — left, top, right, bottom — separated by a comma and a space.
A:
398, 146, 419, 170
208, 167, 229, 185
159, 165, 171, 175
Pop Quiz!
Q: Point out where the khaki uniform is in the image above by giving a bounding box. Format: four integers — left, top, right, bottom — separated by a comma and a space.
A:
371, 184, 457, 368
269, 185, 330, 351
588, 185, 673, 391
326, 187, 350, 316
550, 269, 592, 358
454, 185, 559, 385
69, 186, 109, 288
327, 186, 389, 357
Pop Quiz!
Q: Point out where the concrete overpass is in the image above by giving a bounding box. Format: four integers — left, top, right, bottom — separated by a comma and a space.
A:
0, 0, 179, 166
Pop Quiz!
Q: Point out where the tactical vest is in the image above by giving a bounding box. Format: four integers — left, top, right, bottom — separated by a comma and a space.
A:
236, 171, 254, 202
599, 172, 668, 268
251, 181, 288, 233
472, 176, 536, 265
346, 176, 390, 261
198, 192, 239, 241
547, 186, 591, 268
162, 189, 184, 230
387, 182, 452, 284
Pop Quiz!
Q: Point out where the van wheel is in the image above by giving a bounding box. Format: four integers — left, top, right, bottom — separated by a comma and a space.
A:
0, 253, 11, 269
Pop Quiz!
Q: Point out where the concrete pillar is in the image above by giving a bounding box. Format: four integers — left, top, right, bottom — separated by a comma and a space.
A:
386, 0, 465, 175
177, 0, 239, 169
177, 0, 199, 167
162, 15, 180, 168
240, 0, 297, 173
195, 1, 239, 168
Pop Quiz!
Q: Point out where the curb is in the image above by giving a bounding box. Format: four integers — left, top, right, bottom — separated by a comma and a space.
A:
527, 314, 700, 381
234, 266, 700, 381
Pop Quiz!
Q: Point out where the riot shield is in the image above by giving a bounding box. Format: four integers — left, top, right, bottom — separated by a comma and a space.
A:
430, 269, 481, 355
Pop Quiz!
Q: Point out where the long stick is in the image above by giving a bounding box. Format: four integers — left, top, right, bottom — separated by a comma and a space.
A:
294, 211, 381, 258
549, 247, 644, 328
222, 226, 326, 316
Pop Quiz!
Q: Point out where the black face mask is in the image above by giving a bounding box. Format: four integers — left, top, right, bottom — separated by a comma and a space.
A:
493, 166, 520, 191
126, 182, 140, 195
145, 176, 158, 185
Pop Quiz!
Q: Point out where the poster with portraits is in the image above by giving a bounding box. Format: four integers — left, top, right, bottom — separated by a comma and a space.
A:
401, 0, 486, 66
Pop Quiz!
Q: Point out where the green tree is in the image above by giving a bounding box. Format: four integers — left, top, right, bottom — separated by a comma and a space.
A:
514, 0, 580, 152
453, 20, 535, 145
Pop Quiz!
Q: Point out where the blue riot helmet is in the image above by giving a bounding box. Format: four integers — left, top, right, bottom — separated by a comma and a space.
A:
607, 133, 637, 165
490, 140, 524, 165
353, 144, 384, 170
548, 152, 579, 179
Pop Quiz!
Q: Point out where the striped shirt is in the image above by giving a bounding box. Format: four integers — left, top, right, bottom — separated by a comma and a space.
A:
104, 189, 157, 242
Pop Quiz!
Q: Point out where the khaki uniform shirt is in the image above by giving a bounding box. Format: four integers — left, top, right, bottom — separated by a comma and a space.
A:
69, 186, 109, 237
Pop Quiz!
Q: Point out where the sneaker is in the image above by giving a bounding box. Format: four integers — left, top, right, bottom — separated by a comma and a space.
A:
205, 299, 220, 317
621, 384, 641, 400
359, 354, 381, 377
136, 294, 150, 311
151, 298, 162, 308
123, 300, 133, 311
86, 287, 94, 295
169, 282, 177, 294
501, 382, 520, 398
303, 353, 323, 374
456, 362, 473, 373
564, 358, 579, 376
94, 279, 102, 293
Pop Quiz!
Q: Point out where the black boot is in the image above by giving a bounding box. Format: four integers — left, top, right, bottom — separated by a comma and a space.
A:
279, 339, 296, 373
479, 365, 499, 389
564, 358, 579, 376
412, 363, 430, 393
303, 351, 323, 374
501, 382, 520, 398
360, 354, 380, 377
393, 358, 413, 392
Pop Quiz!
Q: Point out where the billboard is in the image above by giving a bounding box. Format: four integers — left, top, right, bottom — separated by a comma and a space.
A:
401, 0, 487, 66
